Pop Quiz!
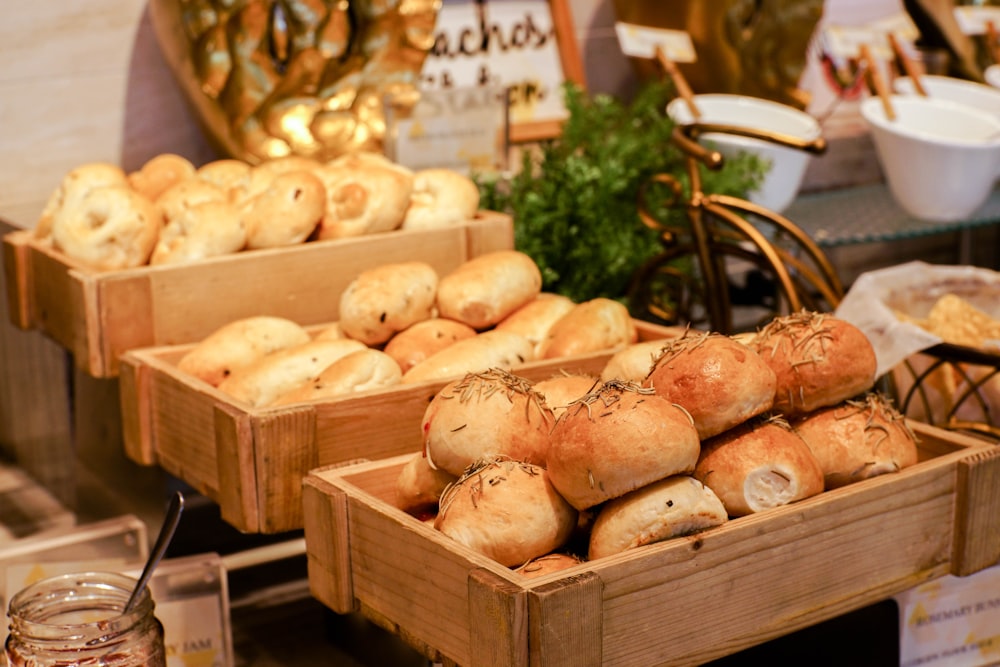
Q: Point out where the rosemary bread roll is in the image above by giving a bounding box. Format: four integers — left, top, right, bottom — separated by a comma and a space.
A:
748, 311, 877, 417
495, 293, 576, 356
588, 475, 728, 560
422, 368, 553, 476
177, 315, 312, 387
546, 381, 701, 510
600, 337, 683, 383
539, 298, 638, 359
383, 318, 478, 373
646, 331, 777, 440
515, 553, 584, 578
694, 417, 825, 517
435, 457, 578, 567
401, 330, 534, 384
395, 451, 458, 517
532, 373, 599, 418
436, 250, 543, 330
792, 393, 919, 489
271, 349, 402, 405
216, 338, 367, 407
338, 261, 439, 346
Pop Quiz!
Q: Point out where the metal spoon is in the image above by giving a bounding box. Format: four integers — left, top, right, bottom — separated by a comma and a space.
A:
124, 490, 185, 613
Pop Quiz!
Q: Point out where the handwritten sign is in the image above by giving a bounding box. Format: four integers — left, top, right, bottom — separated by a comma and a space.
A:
420, 0, 585, 142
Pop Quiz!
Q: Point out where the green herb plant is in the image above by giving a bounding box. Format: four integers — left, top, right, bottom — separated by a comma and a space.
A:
476, 80, 768, 310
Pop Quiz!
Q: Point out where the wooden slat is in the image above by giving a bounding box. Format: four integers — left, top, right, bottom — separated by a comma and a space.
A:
214, 402, 259, 533
952, 444, 1000, 576
529, 572, 602, 667
469, 568, 530, 667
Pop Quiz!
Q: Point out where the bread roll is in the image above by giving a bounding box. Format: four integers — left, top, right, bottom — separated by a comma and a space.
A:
217, 338, 367, 407
401, 168, 481, 230
241, 170, 325, 248
515, 553, 584, 578
36, 162, 129, 241
435, 458, 578, 567
150, 199, 247, 265
177, 316, 312, 387
271, 349, 402, 405
546, 381, 701, 510
600, 337, 682, 383
694, 417, 825, 517
128, 153, 197, 201
533, 373, 599, 418
792, 393, 919, 489
749, 311, 877, 417
401, 330, 534, 384
646, 331, 776, 440
436, 250, 542, 330
196, 159, 253, 201
495, 293, 575, 356
395, 451, 458, 516
314, 162, 414, 239
538, 298, 638, 359
588, 475, 728, 560
338, 261, 439, 346
383, 318, 478, 373
422, 368, 553, 476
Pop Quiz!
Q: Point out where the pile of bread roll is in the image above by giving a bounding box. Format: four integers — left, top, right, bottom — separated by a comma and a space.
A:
395, 310, 920, 573
175, 250, 639, 407
32, 152, 481, 271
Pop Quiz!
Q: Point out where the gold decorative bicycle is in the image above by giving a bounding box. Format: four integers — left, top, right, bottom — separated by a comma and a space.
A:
628, 119, 843, 334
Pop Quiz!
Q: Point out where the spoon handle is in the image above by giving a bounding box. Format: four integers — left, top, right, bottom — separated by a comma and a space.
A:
125, 491, 185, 613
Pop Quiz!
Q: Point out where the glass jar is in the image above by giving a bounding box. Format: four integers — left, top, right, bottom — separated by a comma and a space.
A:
5, 571, 166, 667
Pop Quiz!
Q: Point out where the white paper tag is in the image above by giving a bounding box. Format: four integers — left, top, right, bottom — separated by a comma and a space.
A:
896, 565, 1000, 666
822, 12, 920, 61
954, 6, 1000, 35
614, 22, 697, 62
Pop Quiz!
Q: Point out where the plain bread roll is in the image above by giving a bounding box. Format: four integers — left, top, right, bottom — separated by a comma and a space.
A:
694, 417, 825, 517
546, 380, 701, 510
600, 336, 683, 383
495, 293, 575, 356
539, 298, 638, 359
588, 475, 728, 560
435, 458, 578, 567
271, 349, 402, 405
339, 261, 439, 346
401, 330, 534, 384
383, 318, 477, 373
395, 451, 458, 516
436, 250, 542, 330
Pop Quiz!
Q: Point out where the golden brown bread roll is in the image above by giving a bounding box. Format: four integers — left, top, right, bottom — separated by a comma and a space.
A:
532, 373, 599, 418
435, 457, 578, 567
36, 162, 130, 241
177, 315, 312, 387
792, 393, 919, 489
538, 298, 638, 359
382, 318, 478, 373
421, 368, 554, 476
338, 261, 439, 346
394, 451, 458, 516
514, 553, 584, 578
546, 381, 701, 510
646, 331, 777, 440
494, 293, 576, 357
241, 170, 326, 248
49, 185, 161, 270
401, 168, 481, 230
271, 349, 402, 405
694, 417, 825, 517
127, 153, 197, 201
401, 330, 535, 384
748, 311, 878, 417
150, 199, 247, 265
436, 250, 543, 330
600, 336, 683, 383
216, 338, 368, 407
588, 475, 728, 560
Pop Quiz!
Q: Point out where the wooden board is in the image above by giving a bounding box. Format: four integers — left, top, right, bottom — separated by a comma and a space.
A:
302, 423, 1000, 667
3, 212, 513, 378
119, 319, 680, 534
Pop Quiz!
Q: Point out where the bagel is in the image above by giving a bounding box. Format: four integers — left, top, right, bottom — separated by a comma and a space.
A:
314, 162, 414, 239
157, 178, 229, 222
49, 185, 161, 271
127, 153, 197, 201
241, 170, 326, 248
150, 199, 247, 265
195, 159, 253, 201
36, 162, 129, 240
401, 168, 481, 230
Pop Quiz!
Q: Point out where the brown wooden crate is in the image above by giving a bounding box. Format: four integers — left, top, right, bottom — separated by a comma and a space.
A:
2, 212, 513, 378
119, 315, 681, 534
302, 424, 1000, 667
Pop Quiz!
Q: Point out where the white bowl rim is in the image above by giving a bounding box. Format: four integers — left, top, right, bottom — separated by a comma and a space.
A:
893, 74, 1000, 98
665, 94, 821, 139
859, 95, 1000, 148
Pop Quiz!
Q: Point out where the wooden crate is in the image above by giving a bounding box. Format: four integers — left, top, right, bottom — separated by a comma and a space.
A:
119, 320, 681, 534
2, 212, 512, 378
302, 423, 1000, 667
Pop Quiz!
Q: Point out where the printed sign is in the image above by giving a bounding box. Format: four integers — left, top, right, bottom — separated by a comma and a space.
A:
614, 22, 697, 62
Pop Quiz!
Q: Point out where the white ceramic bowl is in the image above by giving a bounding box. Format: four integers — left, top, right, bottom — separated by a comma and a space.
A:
860, 95, 1000, 222
666, 94, 822, 214
985, 64, 1000, 91
893, 75, 1000, 117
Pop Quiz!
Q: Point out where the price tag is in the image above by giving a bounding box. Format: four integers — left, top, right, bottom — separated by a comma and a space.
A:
614, 22, 697, 62
822, 12, 920, 61
896, 564, 1000, 666
384, 85, 508, 174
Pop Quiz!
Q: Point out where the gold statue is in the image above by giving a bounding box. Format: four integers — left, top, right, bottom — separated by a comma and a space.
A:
614, 0, 823, 109
150, 0, 441, 164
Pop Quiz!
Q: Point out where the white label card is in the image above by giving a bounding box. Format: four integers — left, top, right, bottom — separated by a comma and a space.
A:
613, 22, 697, 62
954, 6, 1000, 35
822, 12, 920, 61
